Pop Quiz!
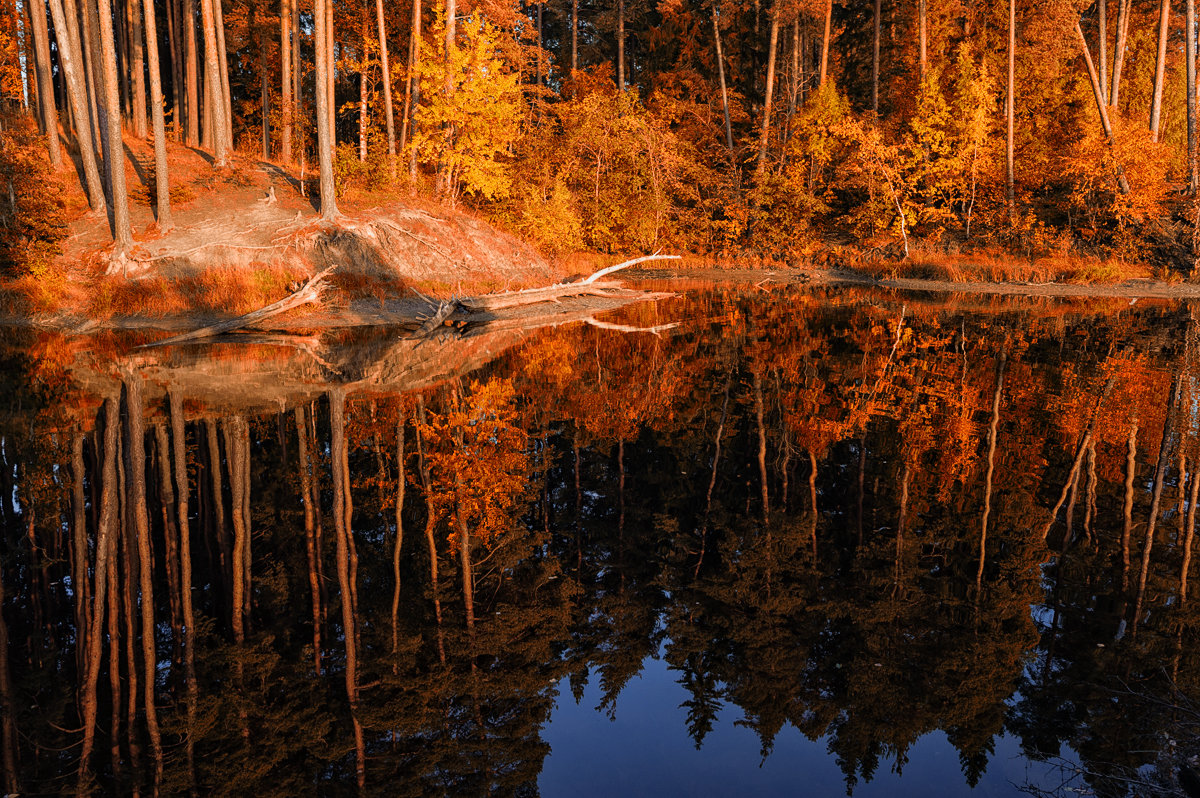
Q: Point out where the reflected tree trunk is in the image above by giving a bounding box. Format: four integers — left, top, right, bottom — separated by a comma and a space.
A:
1184, 454, 1199, 604
392, 412, 405, 658
1133, 376, 1181, 636
754, 371, 768, 525
415, 398, 445, 664
295, 407, 323, 674
808, 450, 817, 558
977, 349, 1006, 594
1121, 420, 1137, 591
0, 559, 17, 796
169, 391, 198, 796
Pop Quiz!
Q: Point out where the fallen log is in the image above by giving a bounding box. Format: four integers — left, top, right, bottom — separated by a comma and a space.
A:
458, 253, 680, 312
143, 267, 336, 348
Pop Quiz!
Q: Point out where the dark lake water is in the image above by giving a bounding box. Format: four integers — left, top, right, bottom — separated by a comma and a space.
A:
0, 282, 1195, 796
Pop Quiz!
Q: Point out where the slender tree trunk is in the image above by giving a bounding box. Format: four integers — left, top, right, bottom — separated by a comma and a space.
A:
1006, 0, 1015, 209
214, 0, 232, 146
199, 0, 228, 164
617, 0, 624, 89
183, 0, 198, 145
1075, 20, 1130, 194
1150, 0, 1170, 141
1121, 420, 1137, 591
72, 434, 89, 674
376, 0, 395, 176
571, 0, 577, 72
48, 0, 106, 207
1133, 376, 1181, 635
1111, 0, 1130, 106
29, 0, 63, 165
144, 0, 173, 228
416, 398, 445, 663
97, 0, 134, 253
167, 392, 198, 796
295, 407, 323, 674
130, 0, 147, 138
259, 6, 269, 158
315, 0, 338, 216
166, 0, 181, 139
402, 0, 420, 179
327, 0, 335, 144
1183, 447, 1199, 603
818, 0, 831, 87
918, 0, 926, 81
754, 371, 768, 523
808, 450, 818, 557
1189, 0, 1197, 192
358, 7, 367, 161
872, 0, 881, 113
755, 2, 780, 176
1099, 0, 1109, 104
281, 0, 293, 161
713, 4, 733, 158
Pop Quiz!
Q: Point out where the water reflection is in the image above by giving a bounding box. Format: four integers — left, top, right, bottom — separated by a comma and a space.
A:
0, 287, 1197, 795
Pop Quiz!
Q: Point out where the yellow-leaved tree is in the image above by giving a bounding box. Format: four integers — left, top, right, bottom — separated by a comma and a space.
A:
411, 13, 523, 202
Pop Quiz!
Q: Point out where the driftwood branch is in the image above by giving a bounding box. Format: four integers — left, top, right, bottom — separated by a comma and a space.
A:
582, 252, 681, 284
584, 317, 680, 335
459, 254, 680, 312
143, 267, 336, 348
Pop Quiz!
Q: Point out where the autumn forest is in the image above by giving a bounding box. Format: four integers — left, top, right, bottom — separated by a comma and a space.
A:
8, 0, 1200, 273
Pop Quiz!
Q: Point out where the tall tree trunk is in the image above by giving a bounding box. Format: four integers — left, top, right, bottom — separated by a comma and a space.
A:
755, 2, 780, 176
1075, 20, 1130, 194
918, 0, 926, 81
144, 0, 173, 228
1150, 0, 1170, 141
281, 0, 293, 161
713, 4, 733, 158
1099, 0, 1109, 104
401, 0, 420, 180
315, 0, 338, 216
199, 0, 228, 164
259, 5, 269, 158
571, 0, 577, 72
97, 0, 134, 253
617, 0, 624, 89
872, 0, 881, 112
29, 0, 63, 165
358, 7, 367, 161
376, 0, 396, 177
1189, 0, 1197, 192
1111, 0, 1130, 107
48, 0, 106, 207
214, 0, 232, 146
327, 0, 335, 144
1006, 0, 1015, 209
183, 0, 198, 145
130, 0, 147, 138
166, 0, 181, 139
438, 0, 456, 193
818, 0, 831, 87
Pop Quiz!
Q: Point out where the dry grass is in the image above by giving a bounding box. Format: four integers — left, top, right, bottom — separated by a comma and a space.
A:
848, 244, 1155, 284
83, 263, 311, 320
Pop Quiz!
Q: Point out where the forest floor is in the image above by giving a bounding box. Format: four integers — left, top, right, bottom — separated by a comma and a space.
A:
22, 137, 1200, 335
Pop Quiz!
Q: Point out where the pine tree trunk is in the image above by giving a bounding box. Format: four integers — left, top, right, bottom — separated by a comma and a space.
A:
359, 8, 367, 162
130, 0, 147, 138
29, 0, 63, 165
315, 0, 338, 216
1006, 0, 1015, 208
617, 0, 624, 89
818, 0, 831, 87
326, 0, 335, 143
918, 0, 926, 81
1150, 0, 1170, 141
199, 0, 228, 164
755, 1, 779, 176
713, 4, 733, 158
144, 0, 173, 228
439, 0, 456, 193
281, 0, 293, 161
571, 0, 577, 72
183, 0, 198, 145
259, 6, 269, 158
1189, 0, 1197, 192
401, 0, 420, 175
1075, 20, 1130, 194
97, 0, 134, 253
872, 0, 881, 112
1111, 0, 1130, 107
166, 0, 181, 139
214, 0, 232, 147
47, 0, 106, 207
376, 0, 395, 176
1098, 0, 1109, 104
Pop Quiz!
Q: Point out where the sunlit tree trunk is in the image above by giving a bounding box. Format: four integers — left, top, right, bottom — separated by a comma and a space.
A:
571, 0, 577, 72
166, 0, 181, 139
315, 0, 338, 216
872, 0, 881, 112
755, 2, 780, 176
214, 0, 232, 145
144, 0, 173, 229
199, 0, 228, 164
97, 0, 134, 253
818, 0, 831, 87
1006, 0, 1015, 209
1098, 0, 1109, 104
401, 0, 420, 178
713, 4, 733, 158
358, 9, 367, 161
1111, 0, 1130, 107
183, 0, 199, 145
29, 0, 62, 165
917, 0, 926, 81
1074, 21, 1130, 194
1150, 0, 1170, 141
1189, 0, 1198, 192
281, 0, 293, 161
376, 0, 396, 177
130, 0, 147, 138
617, 0, 624, 89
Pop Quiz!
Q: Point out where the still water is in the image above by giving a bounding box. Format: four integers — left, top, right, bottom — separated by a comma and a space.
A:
0, 283, 1194, 796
